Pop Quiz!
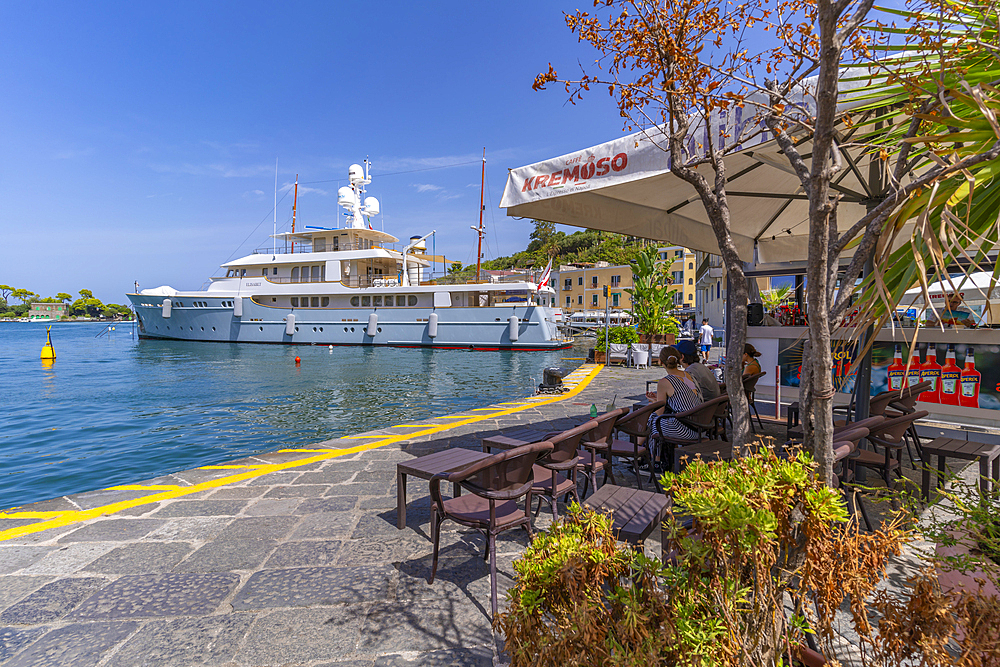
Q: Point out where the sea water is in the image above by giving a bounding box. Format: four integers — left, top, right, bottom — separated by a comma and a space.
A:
0, 322, 582, 509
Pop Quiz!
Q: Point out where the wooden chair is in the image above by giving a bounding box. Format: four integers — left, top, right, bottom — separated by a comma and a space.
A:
655, 395, 731, 473
429, 441, 553, 617
531, 421, 595, 520
829, 428, 874, 531
608, 401, 665, 490
852, 411, 929, 485
578, 407, 630, 496
742, 371, 767, 430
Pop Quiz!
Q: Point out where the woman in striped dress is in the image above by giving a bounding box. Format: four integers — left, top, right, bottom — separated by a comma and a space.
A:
645, 346, 703, 445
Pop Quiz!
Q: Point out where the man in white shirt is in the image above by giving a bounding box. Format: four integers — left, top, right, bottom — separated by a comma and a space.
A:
699, 319, 714, 362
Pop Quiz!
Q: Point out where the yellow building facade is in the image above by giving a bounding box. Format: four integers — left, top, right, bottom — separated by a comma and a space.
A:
554, 246, 697, 316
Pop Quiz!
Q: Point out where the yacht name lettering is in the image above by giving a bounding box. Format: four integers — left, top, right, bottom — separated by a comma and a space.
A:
520, 152, 628, 192
245, 281, 261, 286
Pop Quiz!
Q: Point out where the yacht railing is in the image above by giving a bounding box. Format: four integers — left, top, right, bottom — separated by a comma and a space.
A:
252, 242, 401, 255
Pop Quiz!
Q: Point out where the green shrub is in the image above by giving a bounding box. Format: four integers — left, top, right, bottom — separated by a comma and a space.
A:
497, 446, 911, 666
594, 325, 639, 352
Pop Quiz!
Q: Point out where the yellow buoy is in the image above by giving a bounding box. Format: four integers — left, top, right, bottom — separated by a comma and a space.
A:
40, 326, 56, 360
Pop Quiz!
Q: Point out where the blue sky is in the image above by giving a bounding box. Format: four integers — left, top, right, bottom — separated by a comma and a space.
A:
0, 1, 622, 303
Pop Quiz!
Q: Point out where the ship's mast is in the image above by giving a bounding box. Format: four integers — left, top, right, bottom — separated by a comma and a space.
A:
291, 174, 299, 253
472, 148, 486, 282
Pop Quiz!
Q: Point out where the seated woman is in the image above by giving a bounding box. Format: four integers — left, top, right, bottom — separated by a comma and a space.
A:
642, 347, 704, 467
743, 343, 762, 377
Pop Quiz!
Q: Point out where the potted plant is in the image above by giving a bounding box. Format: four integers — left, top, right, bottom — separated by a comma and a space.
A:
624, 246, 679, 348
593, 325, 639, 364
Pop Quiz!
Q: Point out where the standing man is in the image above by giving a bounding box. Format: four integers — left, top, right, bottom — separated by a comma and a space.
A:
699, 318, 714, 362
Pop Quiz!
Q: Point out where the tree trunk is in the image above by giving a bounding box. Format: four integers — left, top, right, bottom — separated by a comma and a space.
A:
725, 266, 753, 452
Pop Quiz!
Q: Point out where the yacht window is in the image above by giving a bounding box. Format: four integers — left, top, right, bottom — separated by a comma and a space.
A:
262, 268, 267, 276
241, 269, 247, 277
302, 266, 311, 282
311, 266, 320, 282
407, 295, 417, 306
395, 295, 405, 306
300, 296, 309, 307
272, 267, 277, 275
291, 267, 299, 282
361, 296, 371, 307
314, 238, 326, 252
291, 297, 299, 307
333, 237, 339, 250
321, 265, 326, 281
311, 297, 319, 307
350, 296, 359, 307
321, 297, 330, 307
373, 296, 382, 307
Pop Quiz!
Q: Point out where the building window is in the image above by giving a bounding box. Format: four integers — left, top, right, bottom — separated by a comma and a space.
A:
688, 278, 693, 285
592, 294, 598, 306
610, 275, 620, 287
688, 294, 693, 301
717, 283, 721, 299
566, 296, 571, 306
564, 278, 571, 290
591, 276, 598, 288
675, 250, 683, 258
578, 277, 583, 286
689, 262, 693, 270
612, 293, 620, 307
672, 271, 683, 284
578, 296, 583, 305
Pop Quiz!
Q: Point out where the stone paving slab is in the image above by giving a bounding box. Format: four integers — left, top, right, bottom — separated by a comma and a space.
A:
0, 364, 682, 665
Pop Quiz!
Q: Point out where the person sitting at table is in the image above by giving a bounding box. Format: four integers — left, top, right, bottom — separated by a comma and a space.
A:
642, 346, 703, 466
675, 339, 720, 401
743, 343, 762, 377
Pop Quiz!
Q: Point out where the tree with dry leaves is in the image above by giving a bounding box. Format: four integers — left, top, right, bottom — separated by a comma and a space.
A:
534, 0, 1000, 482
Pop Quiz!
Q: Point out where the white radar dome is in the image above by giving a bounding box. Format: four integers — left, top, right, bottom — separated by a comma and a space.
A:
348, 164, 365, 184
363, 197, 380, 216
337, 186, 357, 208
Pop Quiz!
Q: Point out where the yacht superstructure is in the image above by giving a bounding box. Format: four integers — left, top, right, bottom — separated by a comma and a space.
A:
127, 161, 569, 350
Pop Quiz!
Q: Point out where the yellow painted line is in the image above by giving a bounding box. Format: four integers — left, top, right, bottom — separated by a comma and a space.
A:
431, 415, 467, 420
199, 465, 271, 470
106, 485, 182, 491
0, 511, 69, 519
276, 449, 342, 453
0, 364, 603, 542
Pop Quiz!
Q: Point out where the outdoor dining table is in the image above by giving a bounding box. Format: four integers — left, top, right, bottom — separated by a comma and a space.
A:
395, 448, 491, 529
582, 483, 671, 558
920, 437, 1000, 501
481, 427, 550, 453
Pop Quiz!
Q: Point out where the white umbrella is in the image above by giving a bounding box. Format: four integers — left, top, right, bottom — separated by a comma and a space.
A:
901, 271, 1000, 306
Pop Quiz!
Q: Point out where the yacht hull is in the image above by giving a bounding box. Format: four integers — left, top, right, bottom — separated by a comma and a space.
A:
128, 296, 571, 350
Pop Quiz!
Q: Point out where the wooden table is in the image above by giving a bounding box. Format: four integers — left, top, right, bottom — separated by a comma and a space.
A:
396, 448, 491, 529
582, 484, 670, 556
481, 428, 549, 453
920, 437, 1000, 501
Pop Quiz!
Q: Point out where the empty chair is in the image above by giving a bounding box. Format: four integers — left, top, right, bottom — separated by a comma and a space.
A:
608, 343, 629, 365
630, 343, 650, 369
852, 411, 929, 485
429, 441, 553, 617
608, 401, 665, 489
578, 407, 629, 496
531, 421, 595, 520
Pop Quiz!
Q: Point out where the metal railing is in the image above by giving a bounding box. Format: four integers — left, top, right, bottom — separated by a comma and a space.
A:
252, 242, 400, 255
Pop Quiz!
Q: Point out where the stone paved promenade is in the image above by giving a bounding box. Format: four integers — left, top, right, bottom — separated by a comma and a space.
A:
0, 364, 669, 667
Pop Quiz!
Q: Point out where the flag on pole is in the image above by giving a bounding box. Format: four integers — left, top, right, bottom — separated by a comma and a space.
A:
537, 258, 552, 290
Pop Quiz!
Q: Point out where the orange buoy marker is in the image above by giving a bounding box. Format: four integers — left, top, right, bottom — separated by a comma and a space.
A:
295, 356, 301, 366
40, 326, 56, 361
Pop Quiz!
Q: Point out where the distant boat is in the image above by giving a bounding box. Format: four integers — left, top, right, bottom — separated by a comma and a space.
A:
127, 161, 570, 351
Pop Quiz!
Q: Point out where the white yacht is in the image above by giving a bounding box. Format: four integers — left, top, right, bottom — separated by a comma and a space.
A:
127, 162, 569, 351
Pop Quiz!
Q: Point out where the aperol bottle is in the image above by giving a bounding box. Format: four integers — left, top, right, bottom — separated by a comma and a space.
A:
906, 345, 923, 388
887, 344, 906, 391
919, 343, 942, 403
959, 347, 981, 409
939, 344, 961, 406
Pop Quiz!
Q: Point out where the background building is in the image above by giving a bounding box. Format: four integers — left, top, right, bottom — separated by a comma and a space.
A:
554, 262, 634, 313
28, 302, 68, 320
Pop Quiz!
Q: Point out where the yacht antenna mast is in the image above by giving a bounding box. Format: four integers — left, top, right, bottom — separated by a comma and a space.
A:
472, 148, 486, 282
291, 174, 299, 253
273, 159, 277, 257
